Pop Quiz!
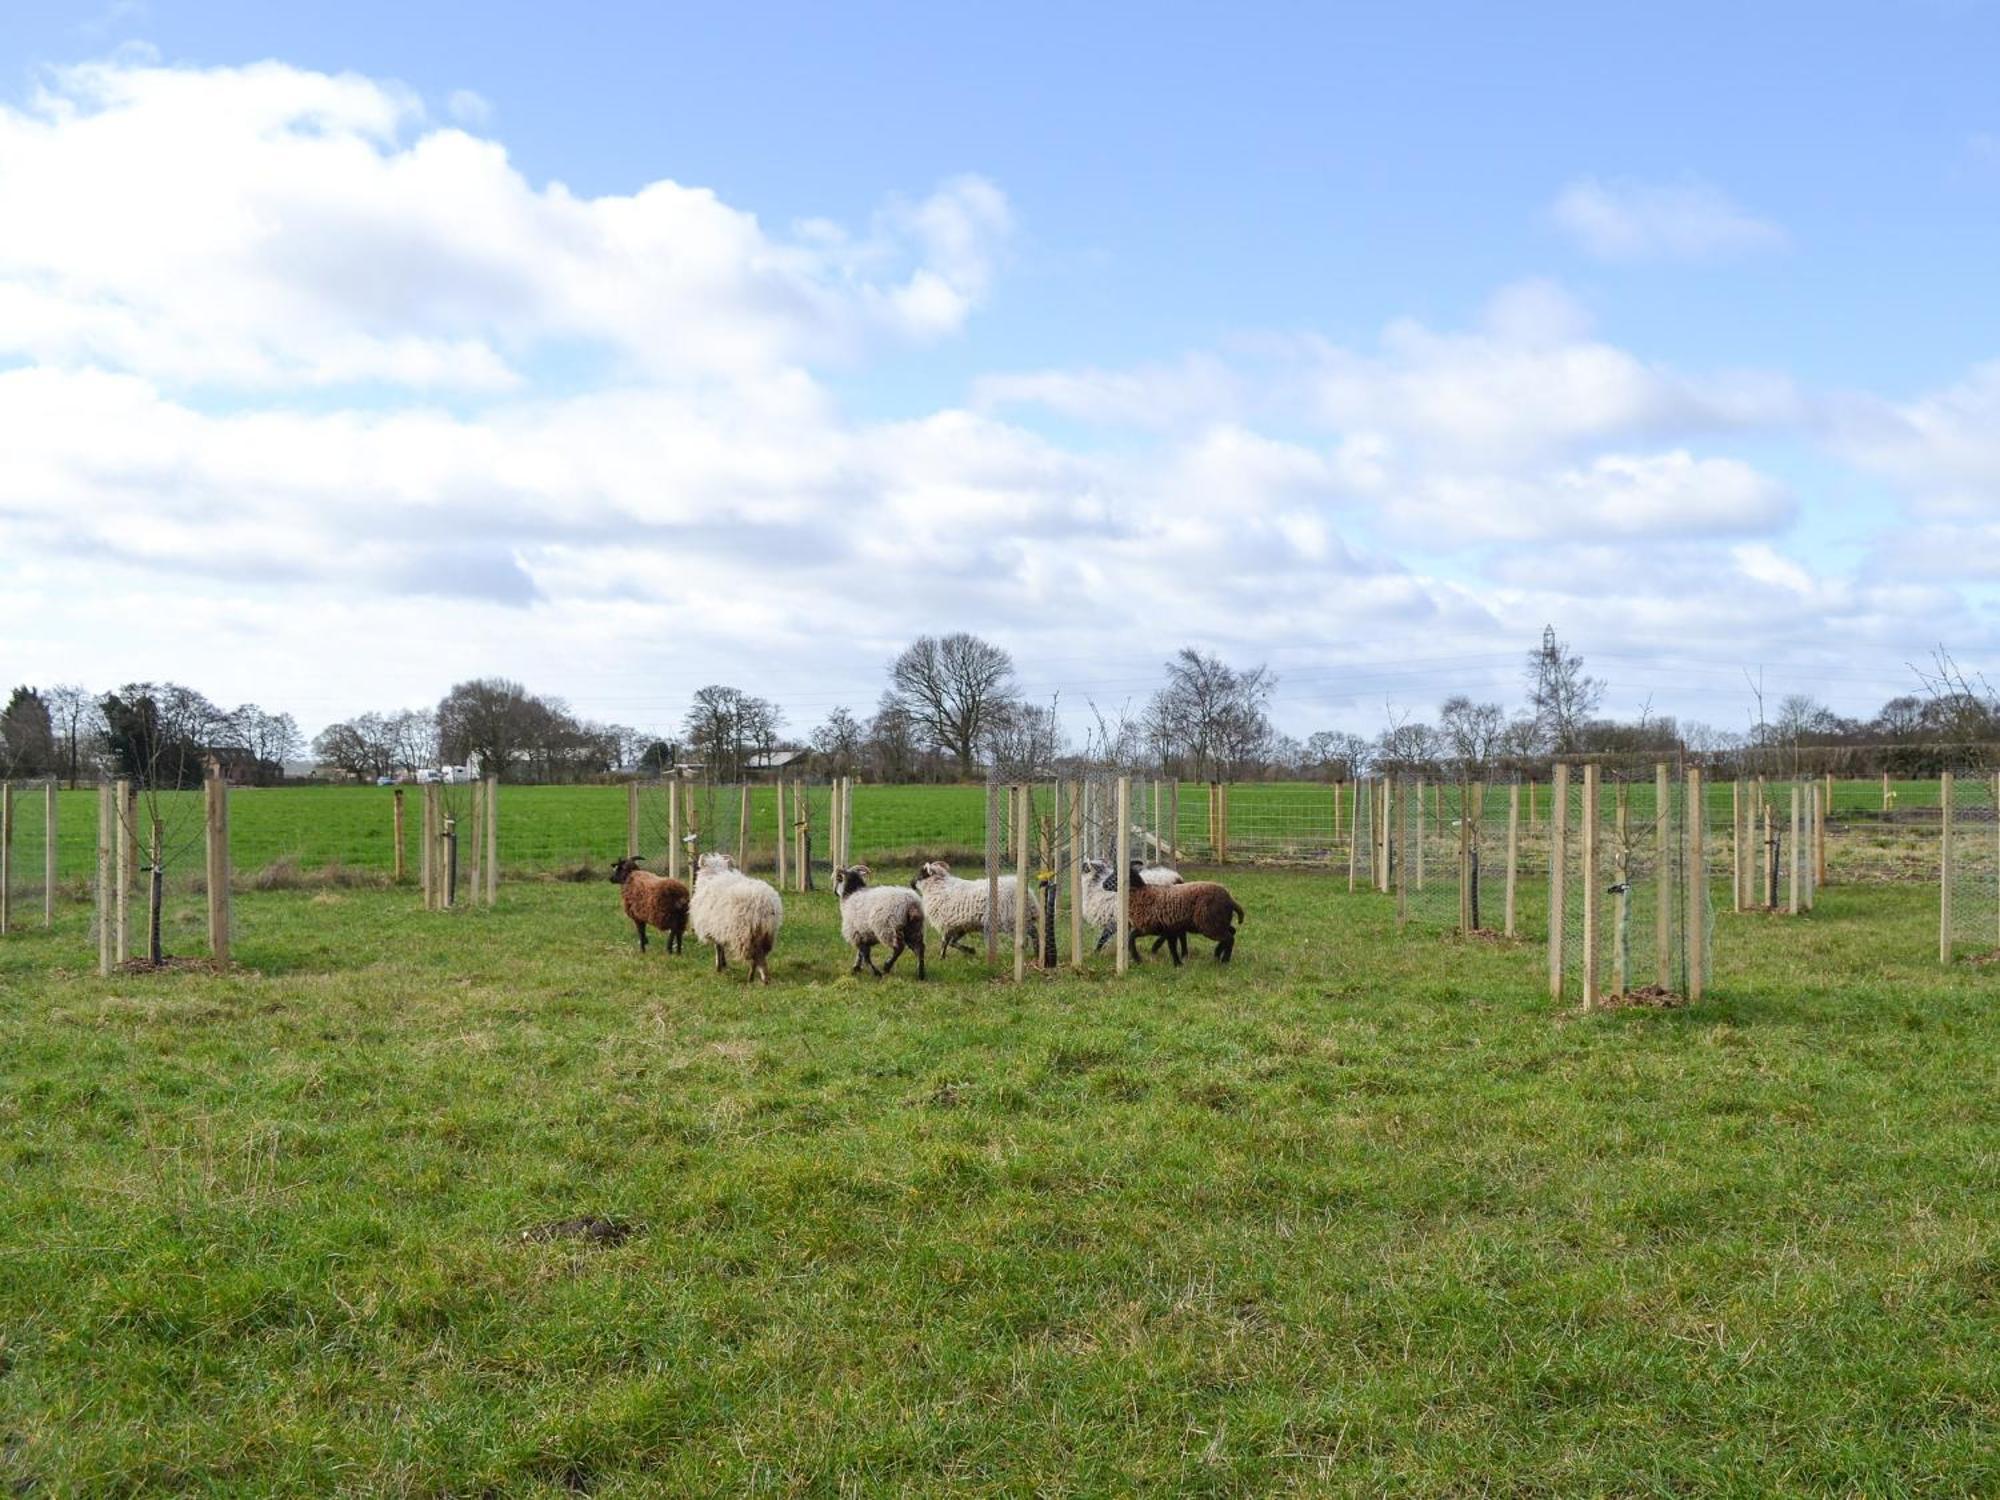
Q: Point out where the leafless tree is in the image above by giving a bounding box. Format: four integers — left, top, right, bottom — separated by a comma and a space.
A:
887, 633, 1019, 778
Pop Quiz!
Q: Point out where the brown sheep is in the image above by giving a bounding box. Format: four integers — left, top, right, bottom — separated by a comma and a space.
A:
1105, 859, 1244, 964
609, 855, 689, 954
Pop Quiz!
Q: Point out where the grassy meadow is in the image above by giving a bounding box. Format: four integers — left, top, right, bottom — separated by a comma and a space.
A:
1, 858, 1996, 1494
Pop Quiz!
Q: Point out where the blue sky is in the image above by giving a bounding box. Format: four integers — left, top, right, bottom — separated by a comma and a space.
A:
0, 2, 1995, 742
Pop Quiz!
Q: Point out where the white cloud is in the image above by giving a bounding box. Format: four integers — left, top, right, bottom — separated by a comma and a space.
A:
1551, 175, 1787, 262
0, 59, 1010, 389
0, 55, 1988, 738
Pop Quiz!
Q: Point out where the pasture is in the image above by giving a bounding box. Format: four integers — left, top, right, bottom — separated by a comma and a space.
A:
2, 862, 1995, 1494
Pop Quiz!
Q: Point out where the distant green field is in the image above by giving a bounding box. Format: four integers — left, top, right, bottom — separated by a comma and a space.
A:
1, 776, 1955, 892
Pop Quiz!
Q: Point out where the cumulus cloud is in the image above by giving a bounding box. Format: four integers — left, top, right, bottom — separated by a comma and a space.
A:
0, 58, 1011, 389
0, 54, 1988, 735
1551, 175, 1788, 262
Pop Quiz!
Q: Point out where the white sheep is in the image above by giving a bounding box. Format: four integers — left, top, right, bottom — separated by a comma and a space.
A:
832, 865, 927, 979
911, 859, 1038, 959
688, 851, 783, 984
1078, 857, 1184, 954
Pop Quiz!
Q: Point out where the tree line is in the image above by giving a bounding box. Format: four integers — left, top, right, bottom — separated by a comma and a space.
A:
6, 635, 1993, 788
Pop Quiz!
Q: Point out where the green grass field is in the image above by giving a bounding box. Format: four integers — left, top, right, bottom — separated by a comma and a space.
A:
4, 776, 1962, 891
2, 867, 1995, 1494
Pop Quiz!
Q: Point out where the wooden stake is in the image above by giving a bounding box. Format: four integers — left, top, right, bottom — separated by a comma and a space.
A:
984, 781, 999, 967
775, 779, 788, 888
0, 781, 11, 936
484, 776, 498, 906
1167, 779, 1180, 865
737, 784, 750, 867
1457, 782, 1473, 934
1582, 765, 1600, 1011
627, 782, 640, 860
1656, 763, 1671, 989
1114, 776, 1131, 974
1550, 764, 1569, 1001
667, 778, 681, 880
1414, 779, 1426, 891
1613, 783, 1630, 999
1013, 785, 1029, 982
96, 782, 113, 976
1687, 768, 1705, 1000
44, 780, 57, 929
1067, 779, 1084, 970
1939, 771, 1954, 963
113, 776, 131, 964
393, 788, 407, 884
1347, 778, 1362, 894
1504, 781, 1519, 938
1881, 770, 1890, 812
1731, 780, 1744, 913
1788, 785, 1802, 916
205, 772, 229, 962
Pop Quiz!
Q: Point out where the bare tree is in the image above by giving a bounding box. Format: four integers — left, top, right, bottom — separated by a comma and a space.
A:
46, 683, 106, 788
1525, 625, 1603, 754
1437, 695, 1507, 775
682, 684, 782, 783
1144, 648, 1274, 780
887, 633, 1019, 778
810, 707, 865, 778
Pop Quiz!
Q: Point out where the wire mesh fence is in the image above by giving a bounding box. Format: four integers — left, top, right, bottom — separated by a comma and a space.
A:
1940, 771, 1999, 963
1547, 765, 1713, 1007
0, 780, 59, 933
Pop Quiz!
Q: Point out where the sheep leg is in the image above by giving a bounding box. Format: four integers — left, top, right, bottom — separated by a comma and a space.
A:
634, 918, 648, 953
669, 925, 683, 955
912, 933, 926, 981
1127, 929, 1144, 965
1214, 929, 1234, 962
881, 938, 902, 974
1094, 925, 1114, 954
714, 945, 727, 973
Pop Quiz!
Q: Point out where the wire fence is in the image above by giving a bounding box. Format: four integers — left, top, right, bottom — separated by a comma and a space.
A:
1940, 772, 1999, 963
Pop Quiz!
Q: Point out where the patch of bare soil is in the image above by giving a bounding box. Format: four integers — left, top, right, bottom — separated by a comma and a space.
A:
114, 956, 227, 974
1598, 985, 1690, 1010
519, 1215, 640, 1246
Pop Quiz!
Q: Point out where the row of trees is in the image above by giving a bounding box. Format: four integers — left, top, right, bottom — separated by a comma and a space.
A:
0, 683, 302, 787
12, 637, 1995, 789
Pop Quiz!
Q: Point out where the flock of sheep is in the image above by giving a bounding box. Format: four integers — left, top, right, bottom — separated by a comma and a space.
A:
609, 850, 1245, 984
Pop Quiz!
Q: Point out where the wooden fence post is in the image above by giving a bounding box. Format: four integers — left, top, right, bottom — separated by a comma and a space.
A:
775, 780, 788, 888
1814, 780, 1828, 889
117, 781, 137, 962
96, 783, 113, 976
1582, 765, 1600, 1011
1393, 779, 1408, 926
667, 779, 681, 880
44, 780, 57, 929
205, 771, 231, 964
1687, 768, 1705, 1000
1413, 778, 1426, 891
1464, 788, 1480, 928
1550, 765, 1569, 1001
627, 782, 640, 860
1068, 779, 1085, 970
484, 776, 498, 906
984, 781, 1000, 967
1731, 780, 1744, 913
0, 781, 11, 936
1788, 785, 1802, 916
1504, 781, 1519, 938
393, 788, 406, 884
1115, 776, 1131, 974
1013, 785, 1029, 982
1656, 763, 1672, 989
420, 784, 434, 908
1939, 771, 1954, 964
442, 817, 457, 909
1881, 770, 1891, 812
1167, 779, 1180, 865
1347, 778, 1362, 893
